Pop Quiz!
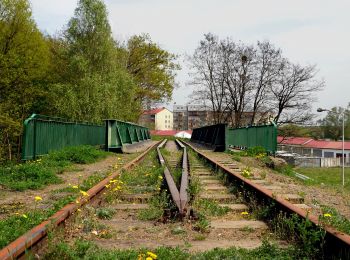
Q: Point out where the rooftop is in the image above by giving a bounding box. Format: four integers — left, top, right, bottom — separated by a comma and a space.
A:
142, 107, 165, 115
278, 136, 350, 150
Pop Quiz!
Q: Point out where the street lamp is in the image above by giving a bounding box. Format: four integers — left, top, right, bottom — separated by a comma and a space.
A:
317, 108, 345, 186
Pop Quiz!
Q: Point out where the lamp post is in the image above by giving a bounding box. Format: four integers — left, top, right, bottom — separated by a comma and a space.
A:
317, 108, 345, 186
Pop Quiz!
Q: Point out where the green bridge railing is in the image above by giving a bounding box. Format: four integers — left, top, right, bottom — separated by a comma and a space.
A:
105, 119, 151, 152
191, 122, 277, 154
22, 115, 151, 160
22, 114, 105, 160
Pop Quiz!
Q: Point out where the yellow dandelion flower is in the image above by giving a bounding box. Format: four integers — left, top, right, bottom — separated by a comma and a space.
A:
109, 179, 117, 183
105, 184, 111, 188
241, 211, 249, 215
158, 176, 163, 180
34, 196, 42, 202
147, 251, 157, 259
138, 254, 145, 260
72, 185, 79, 189
146, 257, 152, 260
324, 213, 332, 218
80, 190, 89, 197
22, 214, 28, 219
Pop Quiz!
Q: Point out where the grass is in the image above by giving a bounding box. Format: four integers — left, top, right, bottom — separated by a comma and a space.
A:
43, 239, 300, 259
0, 146, 112, 248
320, 205, 350, 235
138, 191, 170, 221
0, 146, 109, 191
151, 135, 176, 141
96, 208, 115, 220
193, 199, 229, 217
0, 194, 76, 249
119, 150, 163, 188
295, 167, 350, 191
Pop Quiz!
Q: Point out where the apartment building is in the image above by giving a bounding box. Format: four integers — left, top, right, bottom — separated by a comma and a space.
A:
139, 107, 173, 130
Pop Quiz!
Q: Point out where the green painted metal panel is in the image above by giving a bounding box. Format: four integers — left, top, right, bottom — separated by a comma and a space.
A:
105, 119, 151, 151
22, 114, 104, 160
227, 123, 277, 153
191, 122, 277, 154
191, 124, 227, 151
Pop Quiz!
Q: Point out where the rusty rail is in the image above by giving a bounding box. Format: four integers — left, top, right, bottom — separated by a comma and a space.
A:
176, 139, 189, 214
0, 141, 160, 260
157, 139, 189, 217
184, 141, 350, 258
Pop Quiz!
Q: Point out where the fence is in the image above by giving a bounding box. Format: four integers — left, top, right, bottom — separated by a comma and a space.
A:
190, 124, 227, 151
191, 122, 277, 153
295, 157, 350, 168
105, 119, 151, 152
226, 123, 277, 154
22, 114, 104, 160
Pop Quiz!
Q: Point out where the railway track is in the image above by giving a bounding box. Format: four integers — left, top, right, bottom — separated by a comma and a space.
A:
1, 139, 350, 259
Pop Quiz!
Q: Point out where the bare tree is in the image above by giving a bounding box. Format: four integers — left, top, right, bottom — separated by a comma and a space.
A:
270, 61, 324, 124
249, 41, 282, 125
188, 33, 324, 127
223, 42, 255, 127
188, 33, 228, 124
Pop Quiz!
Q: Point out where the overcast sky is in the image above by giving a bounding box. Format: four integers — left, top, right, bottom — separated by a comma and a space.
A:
30, 0, 350, 113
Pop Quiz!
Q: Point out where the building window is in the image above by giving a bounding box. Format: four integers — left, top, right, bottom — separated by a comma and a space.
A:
324, 152, 334, 158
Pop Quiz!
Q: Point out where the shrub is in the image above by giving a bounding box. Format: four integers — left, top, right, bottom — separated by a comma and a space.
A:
245, 146, 267, 157
0, 162, 61, 191
48, 145, 108, 164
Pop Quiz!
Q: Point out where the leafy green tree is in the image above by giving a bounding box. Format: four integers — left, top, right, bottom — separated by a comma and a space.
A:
278, 124, 323, 140
126, 34, 180, 108
49, 0, 139, 122
0, 0, 49, 160
319, 105, 350, 140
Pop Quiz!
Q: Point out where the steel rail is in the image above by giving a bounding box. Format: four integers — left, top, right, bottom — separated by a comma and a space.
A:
176, 139, 189, 215
0, 141, 160, 260
184, 141, 350, 258
157, 139, 189, 217
157, 140, 181, 211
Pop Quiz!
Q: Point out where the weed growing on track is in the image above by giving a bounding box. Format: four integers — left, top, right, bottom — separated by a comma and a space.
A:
96, 208, 115, 220
193, 199, 229, 216
250, 197, 326, 258
43, 238, 299, 259
138, 191, 170, 221
119, 150, 163, 188
319, 205, 350, 235
193, 214, 210, 233
271, 212, 326, 258
188, 176, 201, 199
0, 146, 109, 191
